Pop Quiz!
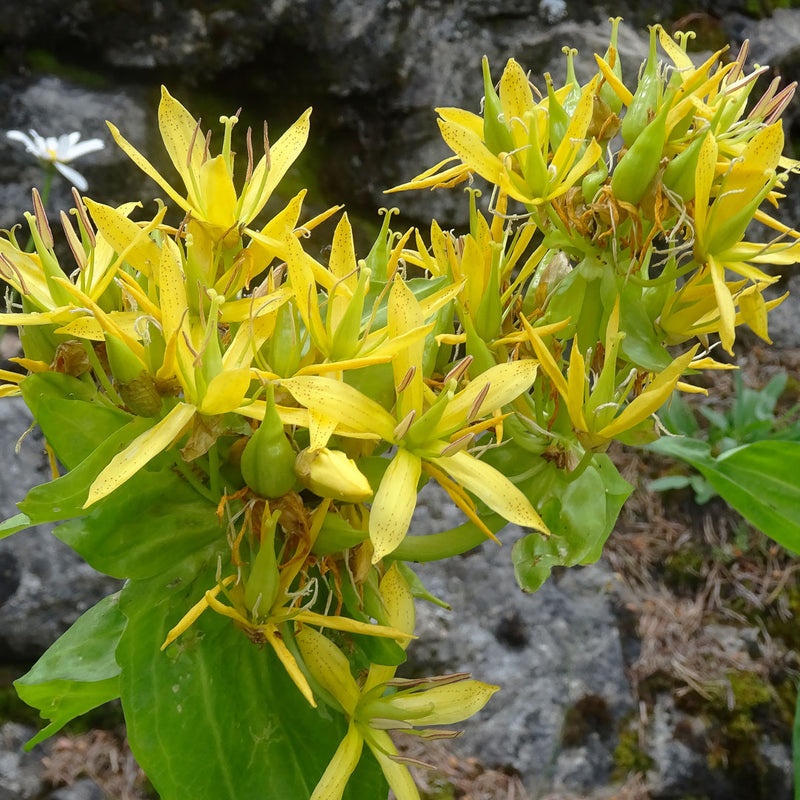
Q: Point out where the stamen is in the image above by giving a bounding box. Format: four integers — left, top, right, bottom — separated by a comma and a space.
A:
466, 381, 491, 423
395, 365, 416, 394
393, 409, 416, 440
31, 188, 54, 250
71, 188, 96, 247
444, 355, 473, 385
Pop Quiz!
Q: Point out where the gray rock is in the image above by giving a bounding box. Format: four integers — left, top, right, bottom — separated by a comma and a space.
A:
0, 723, 46, 800
0, 76, 151, 230
0, 398, 121, 662
46, 778, 105, 800
405, 484, 634, 794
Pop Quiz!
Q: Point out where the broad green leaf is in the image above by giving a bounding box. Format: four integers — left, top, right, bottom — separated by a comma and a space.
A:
117, 547, 387, 800
14, 592, 125, 749
20, 372, 131, 470
619, 281, 673, 371
648, 438, 800, 554
18, 417, 152, 524
54, 467, 225, 579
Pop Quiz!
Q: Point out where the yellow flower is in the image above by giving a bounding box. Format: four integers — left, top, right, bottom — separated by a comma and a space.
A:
282, 277, 548, 563
296, 566, 498, 800
522, 303, 699, 449
691, 122, 797, 353
108, 87, 311, 247
161, 505, 413, 707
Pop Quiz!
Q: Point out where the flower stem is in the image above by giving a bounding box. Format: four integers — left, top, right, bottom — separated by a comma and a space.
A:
391, 521, 492, 562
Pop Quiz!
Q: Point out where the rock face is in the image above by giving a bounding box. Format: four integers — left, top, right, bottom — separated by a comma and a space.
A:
0, 399, 121, 663
409, 485, 636, 793
0, 2, 798, 229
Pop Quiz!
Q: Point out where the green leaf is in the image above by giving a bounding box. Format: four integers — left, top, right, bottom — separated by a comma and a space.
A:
793, 681, 800, 797
511, 455, 632, 592
54, 467, 226, 579
117, 546, 387, 800
17, 416, 153, 524
20, 372, 131, 470
0, 512, 32, 540
14, 592, 125, 749
649, 438, 800, 554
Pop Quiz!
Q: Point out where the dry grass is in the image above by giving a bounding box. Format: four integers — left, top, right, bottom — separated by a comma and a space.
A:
42, 729, 150, 800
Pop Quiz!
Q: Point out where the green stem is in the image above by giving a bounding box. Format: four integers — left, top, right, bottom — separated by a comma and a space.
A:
208, 443, 221, 499
173, 456, 217, 503
82, 340, 125, 406
391, 521, 495, 562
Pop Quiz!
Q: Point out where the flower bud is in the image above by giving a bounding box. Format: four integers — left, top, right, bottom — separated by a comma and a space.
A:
295, 447, 373, 503
105, 332, 162, 417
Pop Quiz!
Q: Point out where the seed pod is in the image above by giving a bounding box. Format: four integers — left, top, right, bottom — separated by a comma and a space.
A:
482, 57, 515, 155
662, 128, 710, 202
611, 100, 670, 206
599, 17, 624, 115
621, 25, 660, 147
244, 508, 282, 617
240, 384, 297, 498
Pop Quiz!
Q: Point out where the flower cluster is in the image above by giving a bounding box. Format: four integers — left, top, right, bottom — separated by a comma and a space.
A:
2, 22, 797, 800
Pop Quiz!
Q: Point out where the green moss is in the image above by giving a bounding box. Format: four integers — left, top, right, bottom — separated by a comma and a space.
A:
420, 777, 456, 800
25, 50, 108, 88
612, 719, 653, 779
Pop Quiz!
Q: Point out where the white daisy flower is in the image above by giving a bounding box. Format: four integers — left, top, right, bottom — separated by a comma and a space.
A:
6, 129, 104, 191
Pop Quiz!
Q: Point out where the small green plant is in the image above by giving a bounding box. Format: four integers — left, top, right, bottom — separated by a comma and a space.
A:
651, 372, 800, 504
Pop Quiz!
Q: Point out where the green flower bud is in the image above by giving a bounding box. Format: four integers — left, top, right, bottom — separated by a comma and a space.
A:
611, 100, 670, 206
240, 384, 297, 498
621, 25, 660, 147
662, 128, 710, 202
105, 332, 162, 417
244, 508, 282, 617
482, 56, 515, 156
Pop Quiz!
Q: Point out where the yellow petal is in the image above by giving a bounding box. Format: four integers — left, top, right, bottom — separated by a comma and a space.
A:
84, 199, 164, 280
310, 722, 363, 800
432, 450, 548, 533
380, 564, 416, 638
370, 449, 422, 563
240, 108, 312, 224
693, 131, 719, 258
281, 376, 397, 441
709, 257, 736, 353
295, 627, 361, 714
365, 731, 420, 800
107, 121, 191, 214
158, 86, 206, 207
437, 118, 504, 186
737, 285, 771, 342
566, 340, 588, 432
198, 368, 251, 415
598, 346, 699, 439
263, 626, 316, 707
389, 679, 499, 725
84, 402, 196, 507
198, 154, 238, 230
389, 278, 426, 418
437, 360, 538, 433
